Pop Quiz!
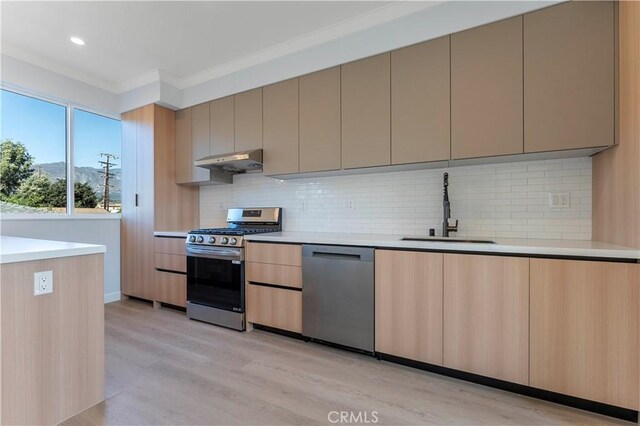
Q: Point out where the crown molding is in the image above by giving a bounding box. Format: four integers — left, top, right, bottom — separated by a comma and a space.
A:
1, 42, 121, 93
175, 1, 443, 89
2, 2, 440, 96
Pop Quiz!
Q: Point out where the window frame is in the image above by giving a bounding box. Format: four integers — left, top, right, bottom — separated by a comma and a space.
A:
0, 84, 121, 220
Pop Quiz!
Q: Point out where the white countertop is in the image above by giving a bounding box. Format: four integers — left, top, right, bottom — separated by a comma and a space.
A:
154, 231, 189, 238
0, 236, 106, 264
245, 232, 640, 260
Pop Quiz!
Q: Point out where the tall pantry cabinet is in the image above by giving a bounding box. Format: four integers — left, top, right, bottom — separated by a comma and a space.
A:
121, 104, 199, 301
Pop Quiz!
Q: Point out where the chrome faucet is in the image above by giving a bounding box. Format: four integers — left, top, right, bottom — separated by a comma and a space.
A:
442, 172, 458, 237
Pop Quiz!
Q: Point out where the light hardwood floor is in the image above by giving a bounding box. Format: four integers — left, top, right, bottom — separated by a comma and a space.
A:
64, 300, 631, 426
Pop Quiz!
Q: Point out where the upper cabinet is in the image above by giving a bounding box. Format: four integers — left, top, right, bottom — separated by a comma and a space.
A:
391, 37, 450, 165
209, 96, 235, 156
190, 102, 211, 183
263, 79, 299, 176
524, 1, 615, 152
175, 108, 193, 184
299, 67, 341, 173
451, 16, 523, 160
341, 53, 391, 169
175, 1, 616, 181
234, 88, 263, 151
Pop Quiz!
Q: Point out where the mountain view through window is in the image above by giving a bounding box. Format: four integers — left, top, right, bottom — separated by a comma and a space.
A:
0, 89, 121, 214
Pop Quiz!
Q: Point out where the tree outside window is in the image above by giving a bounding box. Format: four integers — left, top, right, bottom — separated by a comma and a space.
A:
0, 89, 121, 215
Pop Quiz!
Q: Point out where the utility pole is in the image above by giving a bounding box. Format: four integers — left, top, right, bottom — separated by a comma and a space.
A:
98, 152, 119, 211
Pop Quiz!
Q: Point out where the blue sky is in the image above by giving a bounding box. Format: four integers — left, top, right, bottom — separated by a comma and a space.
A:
1, 89, 121, 168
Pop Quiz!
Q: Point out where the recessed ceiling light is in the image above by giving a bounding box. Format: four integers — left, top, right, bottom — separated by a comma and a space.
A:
70, 37, 85, 46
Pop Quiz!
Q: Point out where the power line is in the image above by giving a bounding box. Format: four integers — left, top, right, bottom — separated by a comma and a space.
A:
98, 152, 119, 211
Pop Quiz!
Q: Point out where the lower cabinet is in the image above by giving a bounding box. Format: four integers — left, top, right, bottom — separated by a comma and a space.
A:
375, 250, 443, 365
443, 254, 530, 385
154, 270, 187, 308
530, 259, 640, 409
245, 242, 303, 333
246, 284, 302, 333
152, 236, 187, 307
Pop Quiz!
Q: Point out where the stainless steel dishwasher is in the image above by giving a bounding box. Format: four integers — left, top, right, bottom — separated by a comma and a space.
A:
302, 244, 375, 353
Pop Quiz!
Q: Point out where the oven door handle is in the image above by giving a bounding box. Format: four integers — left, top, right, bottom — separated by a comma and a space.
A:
186, 247, 243, 261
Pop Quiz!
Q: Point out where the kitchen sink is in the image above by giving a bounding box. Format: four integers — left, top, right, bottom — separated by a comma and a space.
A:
402, 237, 496, 244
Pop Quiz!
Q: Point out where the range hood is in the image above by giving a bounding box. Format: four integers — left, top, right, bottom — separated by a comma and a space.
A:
194, 149, 263, 175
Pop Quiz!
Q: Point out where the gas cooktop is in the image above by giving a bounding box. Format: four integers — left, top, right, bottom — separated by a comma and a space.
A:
187, 207, 281, 247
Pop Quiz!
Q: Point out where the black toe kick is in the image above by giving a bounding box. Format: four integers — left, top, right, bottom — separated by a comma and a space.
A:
377, 353, 638, 423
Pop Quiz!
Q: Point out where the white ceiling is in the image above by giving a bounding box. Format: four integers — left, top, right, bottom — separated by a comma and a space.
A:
2, 1, 401, 93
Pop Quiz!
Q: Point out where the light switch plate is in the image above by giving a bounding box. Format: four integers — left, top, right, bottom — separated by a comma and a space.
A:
34, 271, 53, 296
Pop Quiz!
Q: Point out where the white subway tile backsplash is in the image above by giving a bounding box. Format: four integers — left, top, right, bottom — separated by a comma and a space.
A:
199, 157, 593, 240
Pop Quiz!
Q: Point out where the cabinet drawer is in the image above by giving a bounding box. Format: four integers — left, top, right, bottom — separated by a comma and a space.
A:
246, 262, 302, 289
154, 236, 186, 255
246, 242, 301, 266
154, 253, 186, 273
246, 284, 302, 333
154, 270, 186, 308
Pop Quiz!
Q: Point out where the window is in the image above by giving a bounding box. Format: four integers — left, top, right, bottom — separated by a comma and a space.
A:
0, 90, 67, 213
74, 110, 121, 214
0, 88, 121, 216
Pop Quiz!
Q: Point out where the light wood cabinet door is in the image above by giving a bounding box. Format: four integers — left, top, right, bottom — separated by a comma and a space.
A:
443, 254, 529, 385
375, 250, 443, 365
175, 108, 192, 184
524, 1, 614, 153
120, 109, 139, 298
263, 78, 299, 175
246, 242, 302, 266
246, 262, 302, 289
154, 270, 186, 308
153, 105, 199, 231
341, 53, 391, 169
191, 102, 211, 182
133, 105, 156, 301
209, 96, 235, 156
154, 253, 186, 273
451, 16, 523, 160
247, 284, 302, 333
299, 67, 341, 173
391, 37, 450, 165
530, 259, 639, 409
234, 88, 262, 151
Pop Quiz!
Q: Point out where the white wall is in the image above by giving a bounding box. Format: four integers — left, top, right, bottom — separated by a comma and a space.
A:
200, 157, 592, 240
1, 54, 119, 116
0, 218, 121, 303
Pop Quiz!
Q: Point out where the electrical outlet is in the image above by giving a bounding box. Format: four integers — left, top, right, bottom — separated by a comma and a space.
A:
34, 271, 53, 296
548, 192, 570, 209
342, 200, 355, 210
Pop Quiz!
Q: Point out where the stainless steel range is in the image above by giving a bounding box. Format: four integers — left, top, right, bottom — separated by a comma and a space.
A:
185, 207, 281, 330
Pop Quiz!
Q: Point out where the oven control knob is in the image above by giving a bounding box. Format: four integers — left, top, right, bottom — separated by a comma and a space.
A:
220, 237, 229, 245
188, 236, 196, 242
196, 236, 204, 243
229, 237, 238, 245
208, 237, 216, 244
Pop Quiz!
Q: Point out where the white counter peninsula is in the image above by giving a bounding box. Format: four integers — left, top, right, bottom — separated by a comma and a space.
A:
0, 235, 106, 425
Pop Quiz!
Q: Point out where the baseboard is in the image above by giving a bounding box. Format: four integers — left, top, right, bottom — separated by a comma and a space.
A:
378, 353, 638, 423
104, 291, 121, 304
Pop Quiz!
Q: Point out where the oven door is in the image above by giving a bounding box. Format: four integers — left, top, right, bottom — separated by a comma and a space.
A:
186, 246, 244, 313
